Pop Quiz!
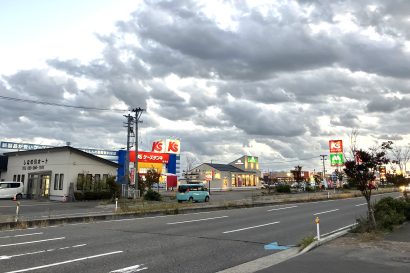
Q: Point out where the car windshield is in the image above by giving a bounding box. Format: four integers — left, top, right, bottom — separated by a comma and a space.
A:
178, 186, 188, 193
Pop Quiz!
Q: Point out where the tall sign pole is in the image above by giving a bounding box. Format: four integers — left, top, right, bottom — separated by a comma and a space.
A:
132, 107, 145, 198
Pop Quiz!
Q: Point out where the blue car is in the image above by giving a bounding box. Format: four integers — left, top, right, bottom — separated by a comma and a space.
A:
176, 184, 210, 203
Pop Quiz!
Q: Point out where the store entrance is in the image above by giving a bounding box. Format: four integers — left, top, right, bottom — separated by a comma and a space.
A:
28, 172, 51, 199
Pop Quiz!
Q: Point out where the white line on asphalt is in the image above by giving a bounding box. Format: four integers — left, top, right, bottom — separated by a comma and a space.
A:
110, 264, 148, 273
3, 251, 124, 273
223, 221, 280, 234
0, 237, 65, 248
0, 232, 43, 239
167, 216, 229, 225
267, 206, 298, 212
0, 244, 87, 260
355, 203, 367, 207
72, 244, 87, 248
313, 209, 339, 216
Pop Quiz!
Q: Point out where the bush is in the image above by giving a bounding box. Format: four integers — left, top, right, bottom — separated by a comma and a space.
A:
276, 184, 291, 193
83, 191, 113, 200
74, 191, 84, 201
305, 186, 314, 192
144, 189, 162, 201
374, 197, 408, 230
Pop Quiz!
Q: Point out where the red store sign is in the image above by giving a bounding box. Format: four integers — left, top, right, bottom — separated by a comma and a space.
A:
129, 151, 169, 163
329, 140, 343, 153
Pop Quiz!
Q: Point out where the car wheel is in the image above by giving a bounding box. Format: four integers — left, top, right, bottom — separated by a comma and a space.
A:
189, 197, 194, 203
205, 196, 209, 202
16, 194, 22, 200
177, 200, 182, 203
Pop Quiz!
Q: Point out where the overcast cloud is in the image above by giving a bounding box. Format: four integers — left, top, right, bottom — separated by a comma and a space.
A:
1, 0, 410, 172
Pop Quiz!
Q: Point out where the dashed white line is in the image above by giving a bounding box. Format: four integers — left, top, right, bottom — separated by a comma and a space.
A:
110, 264, 148, 273
3, 251, 123, 273
355, 203, 367, 207
223, 221, 280, 234
313, 209, 339, 216
267, 206, 298, 212
0, 244, 87, 260
0, 232, 43, 239
167, 216, 229, 225
0, 237, 65, 248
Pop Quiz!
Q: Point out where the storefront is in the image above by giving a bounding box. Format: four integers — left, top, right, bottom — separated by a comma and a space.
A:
0, 146, 118, 201
184, 155, 261, 190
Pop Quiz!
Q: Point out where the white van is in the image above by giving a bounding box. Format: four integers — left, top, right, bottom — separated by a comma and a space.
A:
0, 181, 24, 200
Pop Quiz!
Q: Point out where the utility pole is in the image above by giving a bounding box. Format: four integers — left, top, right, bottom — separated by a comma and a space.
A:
132, 107, 145, 198
320, 155, 327, 180
123, 114, 134, 185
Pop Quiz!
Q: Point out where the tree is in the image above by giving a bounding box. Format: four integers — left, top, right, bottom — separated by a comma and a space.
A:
343, 141, 392, 229
145, 168, 161, 192
291, 165, 303, 186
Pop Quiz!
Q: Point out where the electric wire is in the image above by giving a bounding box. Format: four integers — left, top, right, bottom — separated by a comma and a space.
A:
0, 95, 129, 112
259, 155, 321, 164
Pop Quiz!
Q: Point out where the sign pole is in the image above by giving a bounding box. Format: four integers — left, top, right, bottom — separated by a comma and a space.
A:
315, 217, 320, 240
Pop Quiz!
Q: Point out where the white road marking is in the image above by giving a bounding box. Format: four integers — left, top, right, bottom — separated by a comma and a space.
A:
0, 237, 65, 248
267, 206, 298, 212
110, 264, 148, 273
0, 244, 87, 260
223, 221, 280, 234
72, 244, 87, 248
0, 232, 43, 239
355, 203, 367, 207
313, 209, 339, 215
4, 251, 123, 273
167, 216, 229, 225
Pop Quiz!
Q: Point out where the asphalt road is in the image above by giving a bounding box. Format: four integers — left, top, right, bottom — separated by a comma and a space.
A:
0, 192, 399, 273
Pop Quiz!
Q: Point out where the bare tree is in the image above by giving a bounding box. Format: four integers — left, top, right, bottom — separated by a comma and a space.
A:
390, 145, 410, 174
348, 128, 359, 159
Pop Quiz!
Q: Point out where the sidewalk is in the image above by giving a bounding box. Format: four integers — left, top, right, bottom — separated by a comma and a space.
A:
258, 222, 410, 273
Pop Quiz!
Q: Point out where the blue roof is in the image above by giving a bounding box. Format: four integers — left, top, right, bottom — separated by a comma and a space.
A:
206, 163, 245, 172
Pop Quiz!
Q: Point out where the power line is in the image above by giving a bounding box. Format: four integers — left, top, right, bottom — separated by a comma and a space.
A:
259, 156, 321, 164
0, 95, 129, 112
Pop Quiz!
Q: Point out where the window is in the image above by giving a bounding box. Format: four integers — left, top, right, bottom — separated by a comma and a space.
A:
17, 175, 21, 182
95, 174, 101, 191
13, 175, 16, 181
102, 174, 108, 190
54, 174, 59, 190
86, 174, 92, 191
21, 175, 25, 184
77, 174, 84, 190
11, 183, 20, 188
59, 174, 64, 190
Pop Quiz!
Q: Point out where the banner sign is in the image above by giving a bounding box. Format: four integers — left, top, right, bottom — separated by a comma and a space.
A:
247, 156, 258, 163
330, 153, 345, 166
152, 139, 181, 154
329, 140, 343, 153
129, 151, 169, 163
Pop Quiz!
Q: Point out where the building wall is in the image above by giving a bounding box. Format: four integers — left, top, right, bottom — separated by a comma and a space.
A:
1, 150, 117, 201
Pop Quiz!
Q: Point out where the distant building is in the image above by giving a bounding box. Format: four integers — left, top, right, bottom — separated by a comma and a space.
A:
184, 155, 261, 190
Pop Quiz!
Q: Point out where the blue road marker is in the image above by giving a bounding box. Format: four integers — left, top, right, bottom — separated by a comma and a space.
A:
264, 242, 290, 250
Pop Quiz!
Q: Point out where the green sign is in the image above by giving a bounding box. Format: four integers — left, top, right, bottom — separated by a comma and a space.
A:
247, 156, 258, 163
330, 153, 344, 166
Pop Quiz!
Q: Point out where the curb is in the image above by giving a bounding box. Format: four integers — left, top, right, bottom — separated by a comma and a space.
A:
299, 224, 357, 254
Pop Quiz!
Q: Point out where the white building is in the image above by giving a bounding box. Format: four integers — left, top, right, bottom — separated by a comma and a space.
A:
0, 146, 118, 201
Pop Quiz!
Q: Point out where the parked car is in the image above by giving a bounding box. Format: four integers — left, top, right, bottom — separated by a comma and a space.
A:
176, 184, 209, 203
0, 181, 24, 200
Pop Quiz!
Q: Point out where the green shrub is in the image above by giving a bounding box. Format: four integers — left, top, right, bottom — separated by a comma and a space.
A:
374, 197, 407, 230
144, 189, 162, 201
298, 235, 315, 249
276, 184, 291, 193
74, 191, 84, 201
305, 186, 314, 192
83, 191, 113, 200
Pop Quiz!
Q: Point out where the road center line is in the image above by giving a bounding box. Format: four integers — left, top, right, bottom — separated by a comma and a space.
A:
110, 264, 148, 273
0, 232, 43, 239
4, 251, 124, 273
0, 237, 65, 248
313, 209, 339, 215
267, 206, 298, 212
167, 216, 229, 225
0, 244, 87, 260
223, 221, 280, 234
355, 203, 367, 207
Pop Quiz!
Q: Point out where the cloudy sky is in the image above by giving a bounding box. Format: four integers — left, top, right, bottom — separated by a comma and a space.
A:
1, 0, 410, 173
